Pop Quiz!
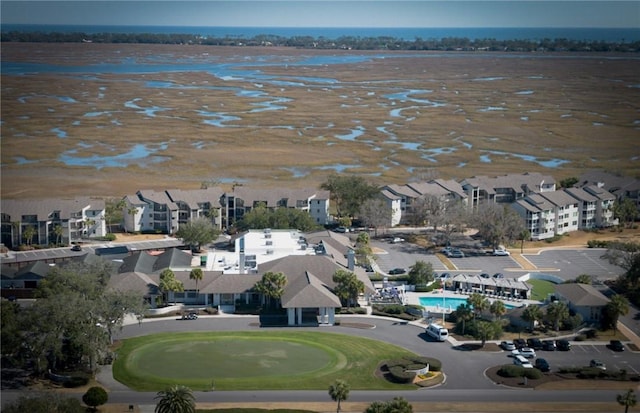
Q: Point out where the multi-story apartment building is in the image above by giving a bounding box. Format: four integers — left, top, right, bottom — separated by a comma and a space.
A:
1, 197, 106, 248
564, 185, 618, 229
380, 179, 467, 226
460, 172, 556, 211
123, 190, 179, 234
221, 187, 330, 229
166, 188, 225, 231
579, 171, 640, 215
512, 193, 558, 240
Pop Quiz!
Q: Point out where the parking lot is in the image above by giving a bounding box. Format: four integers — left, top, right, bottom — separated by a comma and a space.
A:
372, 238, 624, 282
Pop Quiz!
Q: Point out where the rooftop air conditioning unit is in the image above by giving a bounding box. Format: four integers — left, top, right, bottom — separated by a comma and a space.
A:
266, 240, 273, 246
266, 249, 273, 255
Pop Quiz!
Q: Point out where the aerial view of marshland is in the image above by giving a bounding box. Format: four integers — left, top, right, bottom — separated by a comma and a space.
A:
1, 37, 639, 200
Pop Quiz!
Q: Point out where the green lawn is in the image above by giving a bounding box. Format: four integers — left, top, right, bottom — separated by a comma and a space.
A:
113, 331, 422, 391
527, 279, 557, 301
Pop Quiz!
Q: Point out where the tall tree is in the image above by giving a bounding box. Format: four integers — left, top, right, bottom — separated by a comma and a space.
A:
332, 269, 365, 308
489, 300, 507, 321
154, 385, 196, 413
407, 260, 434, 286
473, 204, 525, 249
605, 294, 630, 333
189, 268, 204, 298
23, 225, 36, 246
617, 389, 637, 413
521, 304, 543, 331
320, 175, 379, 219
467, 292, 489, 320
354, 232, 373, 267
176, 217, 220, 252
126, 206, 138, 233
358, 198, 392, 237
455, 303, 474, 336
518, 229, 531, 253
105, 197, 126, 233
53, 224, 64, 245
613, 198, 638, 228
328, 379, 350, 413
472, 320, 502, 347
602, 241, 640, 287
158, 269, 184, 305
254, 271, 287, 309
546, 301, 570, 331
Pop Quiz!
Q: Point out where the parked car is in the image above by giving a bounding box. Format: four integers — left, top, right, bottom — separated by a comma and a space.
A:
535, 358, 550, 372
500, 341, 516, 351
441, 246, 452, 254
480, 273, 491, 279
388, 268, 406, 275
439, 272, 451, 280
71, 244, 82, 251
513, 338, 527, 349
556, 339, 571, 351
590, 359, 606, 370
527, 338, 543, 350
541, 340, 556, 351
447, 249, 465, 258
519, 347, 536, 358
493, 249, 510, 256
181, 312, 198, 320
513, 355, 533, 368
609, 340, 625, 352
492, 273, 504, 279
391, 237, 405, 243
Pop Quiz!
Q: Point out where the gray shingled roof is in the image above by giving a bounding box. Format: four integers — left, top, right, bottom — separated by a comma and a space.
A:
153, 248, 193, 272
108, 271, 160, 296
281, 271, 342, 308
1, 197, 105, 222
166, 187, 225, 209
555, 283, 610, 307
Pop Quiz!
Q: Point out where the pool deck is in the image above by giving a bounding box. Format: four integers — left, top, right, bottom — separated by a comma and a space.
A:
405, 290, 538, 312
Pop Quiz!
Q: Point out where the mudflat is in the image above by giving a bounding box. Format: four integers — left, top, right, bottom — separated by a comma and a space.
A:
1, 43, 638, 199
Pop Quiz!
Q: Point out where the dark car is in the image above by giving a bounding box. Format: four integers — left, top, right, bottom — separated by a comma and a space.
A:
513, 338, 527, 349
535, 358, 550, 372
527, 338, 543, 350
609, 340, 625, 352
71, 244, 82, 251
388, 268, 406, 275
556, 339, 571, 351
181, 312, 198, 320
541, 340, 556, 351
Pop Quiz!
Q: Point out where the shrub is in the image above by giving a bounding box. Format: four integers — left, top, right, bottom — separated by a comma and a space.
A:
584, 329, 598, 339
388, 365, 416, 383
82, 386, 108, 410
575, 334, 586, 341
578, 367, 606, 379
103, 233, 116, 241
498, 365, 524, 378
523, 369, 543, 380
407, 356, 441, 372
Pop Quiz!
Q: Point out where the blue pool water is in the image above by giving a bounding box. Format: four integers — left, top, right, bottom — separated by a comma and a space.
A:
419, 296, 519, 310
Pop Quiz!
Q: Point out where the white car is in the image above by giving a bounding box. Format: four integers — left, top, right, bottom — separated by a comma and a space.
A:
513, 355, 533, 368
392, 237, 405, 243
493, 249, 510, 256
519, 347, 536, 358
500, 341, 516, 351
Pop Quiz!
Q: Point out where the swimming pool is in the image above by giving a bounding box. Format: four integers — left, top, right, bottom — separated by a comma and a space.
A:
418, 296, 519, 310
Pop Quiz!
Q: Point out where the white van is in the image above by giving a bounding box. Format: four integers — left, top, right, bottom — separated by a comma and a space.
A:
425, 323, 449, 342
513, 355, 533, 368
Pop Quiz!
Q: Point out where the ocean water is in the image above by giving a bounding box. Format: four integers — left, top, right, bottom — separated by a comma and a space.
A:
2, 24, 639, 42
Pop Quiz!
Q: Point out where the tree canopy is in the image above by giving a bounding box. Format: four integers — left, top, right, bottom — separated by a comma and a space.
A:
254, 271, 287, 309
236, 204, 319, 232
407, 260, 435, 286
321, 175, 379, 218
332, 269, 365, 308
175, 217, 220, 252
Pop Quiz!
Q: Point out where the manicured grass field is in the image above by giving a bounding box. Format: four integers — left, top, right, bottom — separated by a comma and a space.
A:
113, 331, 421, 391
527, 279, 557, 301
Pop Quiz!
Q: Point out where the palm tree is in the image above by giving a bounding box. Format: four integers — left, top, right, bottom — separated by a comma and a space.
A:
254, 271, 287, 310
328, 379, 350, 413
617, 389, 637, 413
606, 295, 630, 333
154, 385, 195, 413
189, 268, 204, 303
518, 229, 531, 253
467, 292, 489, 320
53, 224, 64, 246
23, 225, 36, 246
455, 303, 473, 335
546, 301, 569, 331
521, 304, 543, 331
489, 300, 507, 321
158, 269, 184, 305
